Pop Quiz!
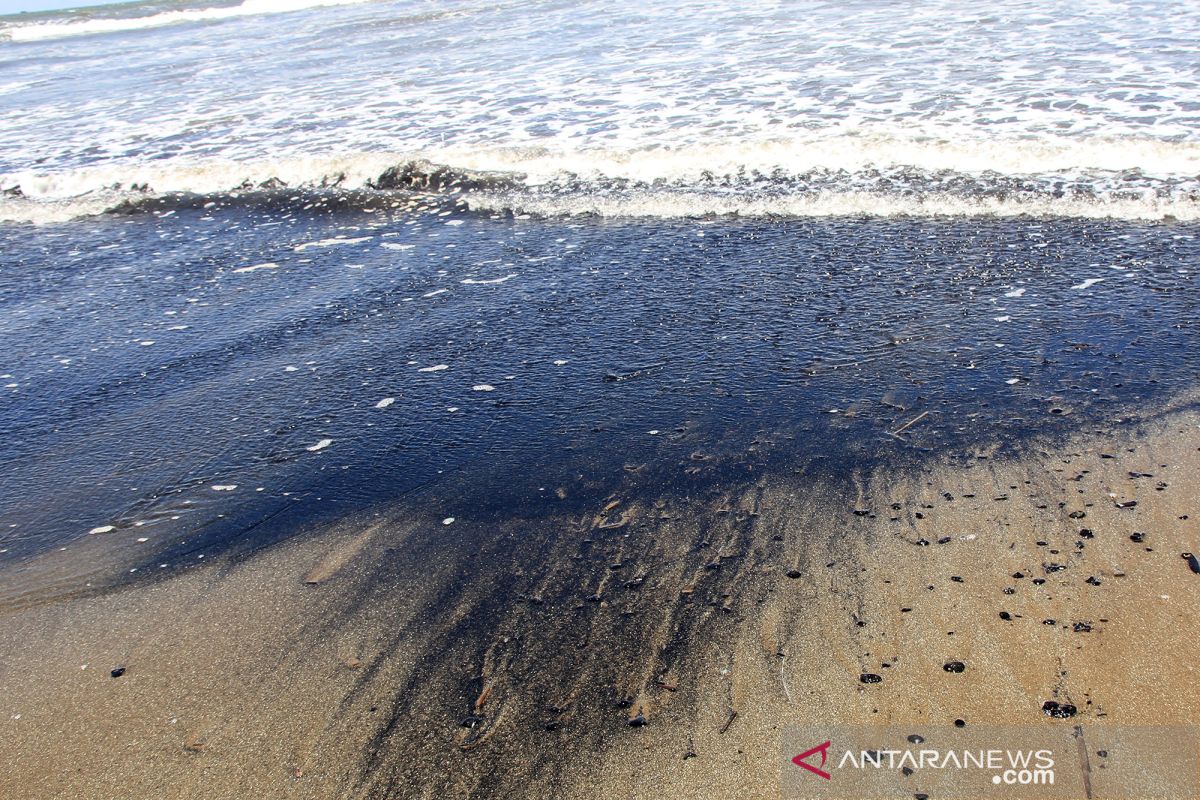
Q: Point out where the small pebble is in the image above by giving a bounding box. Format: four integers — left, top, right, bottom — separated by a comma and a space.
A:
1042, 700, 1078, 719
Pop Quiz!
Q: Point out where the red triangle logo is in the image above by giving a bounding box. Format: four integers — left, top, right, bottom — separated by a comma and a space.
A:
792, 740, 832, 780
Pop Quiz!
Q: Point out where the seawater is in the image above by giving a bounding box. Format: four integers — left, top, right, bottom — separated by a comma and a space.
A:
1, 0, 1199, 574
2, 0, 1200, 220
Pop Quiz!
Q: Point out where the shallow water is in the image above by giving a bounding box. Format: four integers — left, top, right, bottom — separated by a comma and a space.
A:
3, 0, 1200, 579
2, 201, 1198, 566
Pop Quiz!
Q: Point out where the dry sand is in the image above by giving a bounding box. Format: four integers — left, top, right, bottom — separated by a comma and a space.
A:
1, 405, 1199, 799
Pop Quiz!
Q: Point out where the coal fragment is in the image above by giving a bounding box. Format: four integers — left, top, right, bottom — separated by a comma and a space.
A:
1042, 701, 1078, 719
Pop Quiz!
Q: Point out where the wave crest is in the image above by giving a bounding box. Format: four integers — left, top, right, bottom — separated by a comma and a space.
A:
3, 138, 1200, 224
2, 0, 373, 42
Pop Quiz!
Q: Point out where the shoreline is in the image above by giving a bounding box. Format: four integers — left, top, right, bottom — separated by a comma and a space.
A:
1, 404, 1198, 798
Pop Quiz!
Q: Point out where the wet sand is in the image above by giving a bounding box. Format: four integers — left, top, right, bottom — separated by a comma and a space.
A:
2, 402, 1199, 799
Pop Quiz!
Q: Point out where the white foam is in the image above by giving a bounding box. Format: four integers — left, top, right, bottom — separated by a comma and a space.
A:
12, 133, 1200, 198
461, 274, 516, 285
4, 134, 1200, 224
294, 236, 371, 252
4, 153, 398, 205
5, 0, 375, 42
433, 133, 1200, 185
7, 0, 1200, 226
467, 188, 1200, 222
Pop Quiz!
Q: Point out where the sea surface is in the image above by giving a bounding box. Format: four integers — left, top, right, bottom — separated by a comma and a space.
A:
2, 0, 1199, 576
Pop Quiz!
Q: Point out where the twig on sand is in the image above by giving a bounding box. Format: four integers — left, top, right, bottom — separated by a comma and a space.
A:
719, 709, 738, 734
890, 410, 930, 437
780, 655, 793, 705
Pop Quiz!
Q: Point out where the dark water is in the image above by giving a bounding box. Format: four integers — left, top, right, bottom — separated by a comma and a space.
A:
2, 199, 1199, 569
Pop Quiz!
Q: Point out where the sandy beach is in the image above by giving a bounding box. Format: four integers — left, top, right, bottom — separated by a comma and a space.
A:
6, 0, 1200, 797
2, 395, 1197, 799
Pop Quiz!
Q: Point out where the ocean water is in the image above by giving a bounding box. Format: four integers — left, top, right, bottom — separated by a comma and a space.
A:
3, 0, 1200, 221
1, 0, 1199, 578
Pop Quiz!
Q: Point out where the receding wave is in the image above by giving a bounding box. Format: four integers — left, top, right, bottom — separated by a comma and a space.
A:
4, 135, 1200, 224
468, 188, 1200, 222
2, 0, 374, 42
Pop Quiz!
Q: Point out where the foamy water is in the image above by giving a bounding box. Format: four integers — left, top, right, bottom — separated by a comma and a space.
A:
1, 0, 1200, 220
4, 0, 376, 41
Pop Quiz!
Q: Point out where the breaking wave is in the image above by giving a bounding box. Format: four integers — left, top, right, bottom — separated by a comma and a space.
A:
1, 0, 375, 42
4, 134, 1200, 224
